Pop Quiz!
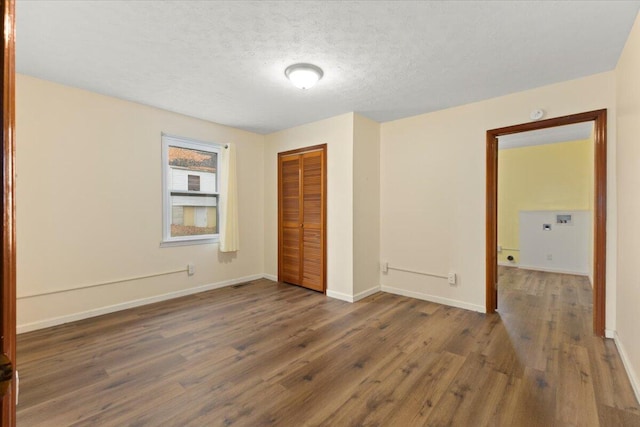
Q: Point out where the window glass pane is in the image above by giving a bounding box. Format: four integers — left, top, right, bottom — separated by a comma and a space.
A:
187, 174, 200, 191
170, 195, 217, 237
168, 146, 217, 192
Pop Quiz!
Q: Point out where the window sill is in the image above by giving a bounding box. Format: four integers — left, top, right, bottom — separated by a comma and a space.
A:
160, 237, 219, 248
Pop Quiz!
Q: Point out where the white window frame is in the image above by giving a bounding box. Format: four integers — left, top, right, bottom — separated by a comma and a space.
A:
161, 133, 223, 247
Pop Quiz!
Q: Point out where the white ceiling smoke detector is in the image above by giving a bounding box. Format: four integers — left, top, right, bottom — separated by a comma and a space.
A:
530, 109, 545, 121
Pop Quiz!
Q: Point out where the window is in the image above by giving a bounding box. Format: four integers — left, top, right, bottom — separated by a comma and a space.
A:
161, 134, 222, 246
187, 175, 200, 191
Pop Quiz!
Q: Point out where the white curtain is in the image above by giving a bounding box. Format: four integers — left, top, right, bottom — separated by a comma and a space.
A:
219, 143, 239, 252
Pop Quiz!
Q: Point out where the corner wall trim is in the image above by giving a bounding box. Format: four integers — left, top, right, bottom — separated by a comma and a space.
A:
263, 274, 278, 282
381, 285, 485, 313
326, 286, 381, 303
353, 286, 381, 302
326, 289, 354, 302
17, 273, 264, 334
614, 331, 640, 405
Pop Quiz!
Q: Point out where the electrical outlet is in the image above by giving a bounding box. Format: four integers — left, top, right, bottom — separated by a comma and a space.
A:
448, 272, 457, 285
188, 263, 195, 276
381, 261, 389, 273
546, 254, 552, 261
497, 245, 502, 253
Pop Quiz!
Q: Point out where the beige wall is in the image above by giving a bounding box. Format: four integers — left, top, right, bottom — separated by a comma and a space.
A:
264, 113, 355, 299
380, 72, 617, 318
353, 114, 381, 297
615, 12, 640, 402
16, 74, 265, 331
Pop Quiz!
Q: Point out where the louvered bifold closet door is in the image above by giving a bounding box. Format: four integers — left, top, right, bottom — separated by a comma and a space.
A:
279, 154, 302, 284
278, 145, 326, 293
300, 151, 324, 291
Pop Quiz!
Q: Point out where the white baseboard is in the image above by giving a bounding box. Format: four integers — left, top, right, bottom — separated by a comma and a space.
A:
326, 286, 380, 303
353, 286, 381, 302
380, 285, 485, 313
17, 274, 265, 334
262, 274, 278, 282
517, 265, 588, 276
326, 289, 354, 302
498, 261, 519, 267
613, 331, 640, 405
605, 329, 615, 339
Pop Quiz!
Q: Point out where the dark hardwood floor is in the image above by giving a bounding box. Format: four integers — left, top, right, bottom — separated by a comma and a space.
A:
16, 268, 640, 426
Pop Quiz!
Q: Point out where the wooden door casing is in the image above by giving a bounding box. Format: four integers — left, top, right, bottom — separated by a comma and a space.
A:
486, 109, 607, 336
1, 0, 16, 425
278, 145, 326, 293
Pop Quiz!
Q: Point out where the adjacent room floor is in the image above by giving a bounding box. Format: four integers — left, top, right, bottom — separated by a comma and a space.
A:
16, 268, 640, 426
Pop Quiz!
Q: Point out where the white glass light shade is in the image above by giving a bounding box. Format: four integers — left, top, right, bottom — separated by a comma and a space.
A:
285, 63, 323, 90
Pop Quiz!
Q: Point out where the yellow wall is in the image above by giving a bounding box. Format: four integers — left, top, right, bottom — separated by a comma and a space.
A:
16, 74, 265, 331
497, 139, 594, 263
615, 11, 640, 402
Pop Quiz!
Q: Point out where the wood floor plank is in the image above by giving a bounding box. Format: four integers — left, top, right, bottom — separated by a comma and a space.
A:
16, 268, 640, 426
376, 351, 467, 426
424, 351, 510, 426
496, 367, 556, 427
555, 342, 599, 426
18, 352, 187, 426
588, 337, 640, 413
597, 403, 640, 427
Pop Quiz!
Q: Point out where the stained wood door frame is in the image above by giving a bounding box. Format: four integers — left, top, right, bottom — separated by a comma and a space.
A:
277, 144, 327, 293
1, 0, 16, 425
486, 109, 607, 337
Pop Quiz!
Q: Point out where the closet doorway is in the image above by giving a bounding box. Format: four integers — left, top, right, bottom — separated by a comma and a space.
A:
278, 144, 327, 293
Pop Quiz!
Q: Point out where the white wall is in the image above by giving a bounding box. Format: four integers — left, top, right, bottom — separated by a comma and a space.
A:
380, 72, 617, 321
16, 74, 265, 332
264, 113, 355, 299
615, 12, 640, 403
353, 114, 381, 298
518, 210, 591, 275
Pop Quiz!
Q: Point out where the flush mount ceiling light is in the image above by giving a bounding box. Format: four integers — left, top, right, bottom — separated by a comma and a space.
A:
284, 63, 324, 90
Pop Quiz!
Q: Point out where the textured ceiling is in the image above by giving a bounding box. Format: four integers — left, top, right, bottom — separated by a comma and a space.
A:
16, 1, 640, 134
